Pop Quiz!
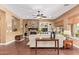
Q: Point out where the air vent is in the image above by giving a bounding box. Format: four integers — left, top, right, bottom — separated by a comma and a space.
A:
64, 4, 69, 6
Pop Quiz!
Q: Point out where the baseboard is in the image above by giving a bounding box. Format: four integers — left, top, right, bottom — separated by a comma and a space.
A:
0, 38, 25, 45
29, 47, 63, 49
0, 40, 15, 45
73, 44, 79, 48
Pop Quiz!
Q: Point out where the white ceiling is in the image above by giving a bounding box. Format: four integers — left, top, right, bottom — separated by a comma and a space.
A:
4, 4, 77, 19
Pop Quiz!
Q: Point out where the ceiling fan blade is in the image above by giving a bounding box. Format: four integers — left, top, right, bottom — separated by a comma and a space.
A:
32, 10, 47, 18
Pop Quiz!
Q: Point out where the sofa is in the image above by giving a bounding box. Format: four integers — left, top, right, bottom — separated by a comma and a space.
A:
27, 33, 66, 48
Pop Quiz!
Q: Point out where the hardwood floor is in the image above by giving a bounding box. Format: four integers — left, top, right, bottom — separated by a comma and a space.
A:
0, 39, 79, 55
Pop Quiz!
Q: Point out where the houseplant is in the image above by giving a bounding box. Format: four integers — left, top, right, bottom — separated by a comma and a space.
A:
63, 30, 71, 40
75, 32, 79, 37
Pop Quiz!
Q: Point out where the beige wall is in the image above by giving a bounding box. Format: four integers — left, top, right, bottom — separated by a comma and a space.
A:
23, 19, 54, 28
54, 5, 79, 30
0, 5, 23, 44
0, 10, 6, 43
23, 19, 54, 35
53, 5, 79, 46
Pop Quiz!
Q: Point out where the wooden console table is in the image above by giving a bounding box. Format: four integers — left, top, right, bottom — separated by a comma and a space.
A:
35, 38, 59, 55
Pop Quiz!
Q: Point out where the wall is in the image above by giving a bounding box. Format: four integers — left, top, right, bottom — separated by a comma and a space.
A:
5, 12, 21, 43
0, 5, 54, 44
23, 19, 54, 35
54, 19, 64, 27
0, 10, 6, 43
0, 5, 23, 44
54, 5, 79, 47
23, 19, 54, 28
54, 5, 79, 26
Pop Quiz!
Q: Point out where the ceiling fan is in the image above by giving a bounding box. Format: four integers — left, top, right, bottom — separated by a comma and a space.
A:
33, 10, 47, 18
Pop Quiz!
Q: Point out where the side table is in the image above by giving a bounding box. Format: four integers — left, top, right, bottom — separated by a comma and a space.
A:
63, 40, 73, 49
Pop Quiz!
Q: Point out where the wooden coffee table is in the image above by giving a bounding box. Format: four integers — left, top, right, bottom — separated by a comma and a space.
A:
35, 38, 59, 55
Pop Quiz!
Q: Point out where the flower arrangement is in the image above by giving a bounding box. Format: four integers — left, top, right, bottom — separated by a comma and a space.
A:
38, 28, 42, 33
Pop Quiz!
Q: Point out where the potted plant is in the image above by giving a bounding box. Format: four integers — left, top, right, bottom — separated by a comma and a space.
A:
75, 32, 79, 37
38, 28, 42, 33
63, 30, 71, 40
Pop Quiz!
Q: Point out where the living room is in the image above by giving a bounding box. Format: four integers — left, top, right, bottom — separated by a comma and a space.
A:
0, 4, 79, 55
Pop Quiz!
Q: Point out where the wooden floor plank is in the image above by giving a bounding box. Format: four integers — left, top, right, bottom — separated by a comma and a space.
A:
0, 39, 79, 55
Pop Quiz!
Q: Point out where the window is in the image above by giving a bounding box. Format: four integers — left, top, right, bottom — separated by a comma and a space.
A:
74, 23, 79, 37
56, 26, 64, 34
71, 23, 79, 37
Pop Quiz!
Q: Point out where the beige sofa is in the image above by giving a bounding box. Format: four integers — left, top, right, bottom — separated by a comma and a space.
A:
27, 33, 66, 48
